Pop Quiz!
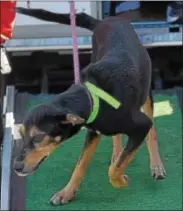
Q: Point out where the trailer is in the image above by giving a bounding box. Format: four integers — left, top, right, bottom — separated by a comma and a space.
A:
1, 1, 182, 210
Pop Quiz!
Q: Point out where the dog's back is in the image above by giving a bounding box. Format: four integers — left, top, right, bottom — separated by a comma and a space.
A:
85, 16, 152, 109
92, 17, 144, 62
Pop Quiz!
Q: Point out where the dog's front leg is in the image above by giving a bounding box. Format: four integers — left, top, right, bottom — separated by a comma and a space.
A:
50, 130, 101, 206
108, 111, 152, 188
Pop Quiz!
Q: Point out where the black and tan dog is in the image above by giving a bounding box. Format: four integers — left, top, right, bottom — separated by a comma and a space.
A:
14, 7, 166, 205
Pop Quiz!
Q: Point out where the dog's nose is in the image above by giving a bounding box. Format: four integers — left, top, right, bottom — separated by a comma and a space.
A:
14, 161, 24, 171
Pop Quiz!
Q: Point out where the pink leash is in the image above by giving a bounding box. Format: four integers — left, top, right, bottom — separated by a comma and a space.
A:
27, 1, 81, 84
69, 1, 81, 84
27, 0, 30, 8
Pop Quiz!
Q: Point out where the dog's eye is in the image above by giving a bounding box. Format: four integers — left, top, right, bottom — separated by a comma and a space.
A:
33, 134, 45, 143
48, 124, 62, 136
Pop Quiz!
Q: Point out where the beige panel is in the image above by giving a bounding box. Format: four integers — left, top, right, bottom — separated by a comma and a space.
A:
12, 24, 92, 39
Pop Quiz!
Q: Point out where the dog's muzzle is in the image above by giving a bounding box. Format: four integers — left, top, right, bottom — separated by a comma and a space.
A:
14, 156, 48, 177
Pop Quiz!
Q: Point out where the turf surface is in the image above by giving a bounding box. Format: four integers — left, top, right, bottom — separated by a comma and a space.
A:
26, 93, 182, 210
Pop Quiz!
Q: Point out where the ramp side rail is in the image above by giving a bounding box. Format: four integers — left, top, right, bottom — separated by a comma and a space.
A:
1, 86, 15, 211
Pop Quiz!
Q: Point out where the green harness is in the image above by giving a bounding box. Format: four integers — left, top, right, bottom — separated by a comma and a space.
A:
85, 81, 121, 124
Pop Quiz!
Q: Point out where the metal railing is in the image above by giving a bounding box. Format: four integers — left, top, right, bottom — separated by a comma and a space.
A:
1, 86, 15, 211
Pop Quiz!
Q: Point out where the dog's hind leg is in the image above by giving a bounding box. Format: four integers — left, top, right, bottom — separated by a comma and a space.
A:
108, 111, 152, 188
111, 135, 124, 163
50, 130, 101, 206
143, 93, 166, 180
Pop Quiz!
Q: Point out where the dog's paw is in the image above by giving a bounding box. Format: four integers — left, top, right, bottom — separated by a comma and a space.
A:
109, 174, 129, 188
108, 164, 129, 188
151, 162, 166, 180
50, 187, 78, 206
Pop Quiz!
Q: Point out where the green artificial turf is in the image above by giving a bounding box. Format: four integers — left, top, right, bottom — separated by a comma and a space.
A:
26, 93, 182, 210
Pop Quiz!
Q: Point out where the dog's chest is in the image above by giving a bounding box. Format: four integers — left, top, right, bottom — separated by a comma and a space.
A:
85, 104, 131, 136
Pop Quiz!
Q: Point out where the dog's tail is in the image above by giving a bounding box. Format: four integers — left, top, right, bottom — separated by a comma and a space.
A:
16, 7, 100, 31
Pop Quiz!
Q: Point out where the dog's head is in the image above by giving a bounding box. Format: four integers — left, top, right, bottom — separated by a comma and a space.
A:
13, 104, 85, 176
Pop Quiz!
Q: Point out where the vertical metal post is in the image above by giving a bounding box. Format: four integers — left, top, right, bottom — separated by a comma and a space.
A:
1, 86, 15, 211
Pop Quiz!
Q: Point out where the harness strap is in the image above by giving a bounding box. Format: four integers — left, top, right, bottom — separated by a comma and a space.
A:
85, 81, 121, 124
69, 1, 80, 84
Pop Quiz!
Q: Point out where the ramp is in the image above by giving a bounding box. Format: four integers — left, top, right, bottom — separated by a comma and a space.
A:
1, 87, 182, 210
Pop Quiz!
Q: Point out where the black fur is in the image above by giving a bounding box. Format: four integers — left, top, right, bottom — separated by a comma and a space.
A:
23, 84, 90, 140
16, 7, 99, 31
15, 8, 153, 175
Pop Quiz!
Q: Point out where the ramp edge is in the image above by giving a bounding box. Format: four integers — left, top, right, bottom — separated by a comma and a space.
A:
1, 86, 15, 211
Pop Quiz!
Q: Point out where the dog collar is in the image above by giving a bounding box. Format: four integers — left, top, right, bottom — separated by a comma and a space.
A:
85, 81, 121, 124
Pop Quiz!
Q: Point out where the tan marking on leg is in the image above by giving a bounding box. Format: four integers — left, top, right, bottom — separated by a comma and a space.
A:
66, 135, 101, 189
108, 150, 136, 188
111, 135, 124, 163
143, 96, 166, 179
50, 134, 101, 205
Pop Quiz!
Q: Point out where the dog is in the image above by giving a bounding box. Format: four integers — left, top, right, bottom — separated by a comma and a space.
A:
14, 7, 166, 206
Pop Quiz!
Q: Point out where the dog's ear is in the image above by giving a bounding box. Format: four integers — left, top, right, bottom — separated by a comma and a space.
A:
62, 113, 85, 125
19, 125, 26, 137
34, 104, 85, 126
